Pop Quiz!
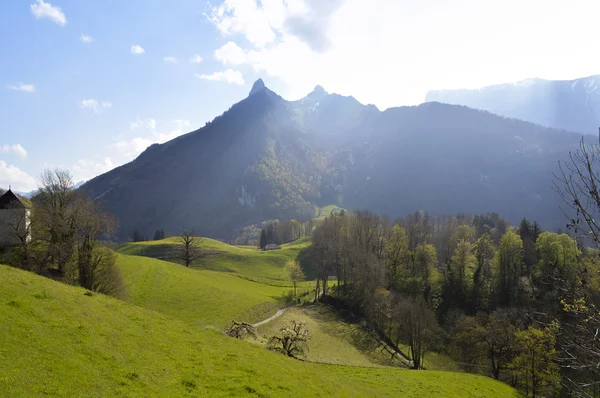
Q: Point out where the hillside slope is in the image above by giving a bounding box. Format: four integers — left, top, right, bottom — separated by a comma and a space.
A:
83, 80, 583, 239
116, 253, 290, 327
426, 74, 600, 134
0, 265, 517, 397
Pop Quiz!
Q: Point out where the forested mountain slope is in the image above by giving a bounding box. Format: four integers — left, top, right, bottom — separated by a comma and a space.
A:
82, 79, 583, 240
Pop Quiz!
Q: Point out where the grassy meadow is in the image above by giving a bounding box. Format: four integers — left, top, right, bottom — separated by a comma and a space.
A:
117, 237, 313, 281
0, 264, 518, 397
116, 253, 293, 327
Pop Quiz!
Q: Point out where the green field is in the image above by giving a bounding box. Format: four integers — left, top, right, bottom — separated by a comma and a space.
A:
256, 304, 399, 367
116, 253, 294, 327
0, 265, 518, 397
117, 236, 316, 280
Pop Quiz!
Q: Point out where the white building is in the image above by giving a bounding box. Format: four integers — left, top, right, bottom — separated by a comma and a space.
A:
0, 189, 31, 247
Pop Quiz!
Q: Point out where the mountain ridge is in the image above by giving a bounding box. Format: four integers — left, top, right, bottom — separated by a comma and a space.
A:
425, 74, 600, 134
82, 79, 584, 240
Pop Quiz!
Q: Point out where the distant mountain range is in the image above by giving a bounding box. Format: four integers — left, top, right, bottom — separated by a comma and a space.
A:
82, 79, 584, 241
426, 75, 600, 134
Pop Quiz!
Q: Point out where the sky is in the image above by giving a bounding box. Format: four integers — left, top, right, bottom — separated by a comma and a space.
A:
2, 0, 600, 192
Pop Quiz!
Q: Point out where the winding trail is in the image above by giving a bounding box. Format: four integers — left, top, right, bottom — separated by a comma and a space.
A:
252, 308, 288, 328
251, 290, 323, 328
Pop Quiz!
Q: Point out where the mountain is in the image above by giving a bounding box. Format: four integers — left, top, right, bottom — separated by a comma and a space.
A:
425, 75, 600, 134
82, 79, 584, 240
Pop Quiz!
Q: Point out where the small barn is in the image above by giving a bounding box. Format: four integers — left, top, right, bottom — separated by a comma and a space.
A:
0, 189, 31, 247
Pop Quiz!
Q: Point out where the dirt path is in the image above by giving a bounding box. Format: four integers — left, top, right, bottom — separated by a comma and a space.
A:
251, 290, 323, 328
252, 308, 288, 328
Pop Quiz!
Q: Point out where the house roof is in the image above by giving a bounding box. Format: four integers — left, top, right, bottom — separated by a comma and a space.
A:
0, 189, 28, 209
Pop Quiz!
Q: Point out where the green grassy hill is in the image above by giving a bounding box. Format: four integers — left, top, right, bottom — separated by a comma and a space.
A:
0, 265, 518, 397
255, 304, 457, 371
116, 254, 292, 327
117, 236, 315, 281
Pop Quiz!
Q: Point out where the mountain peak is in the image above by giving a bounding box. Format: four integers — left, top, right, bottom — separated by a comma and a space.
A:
249, 78, 266, 96
313, 85, 327, 95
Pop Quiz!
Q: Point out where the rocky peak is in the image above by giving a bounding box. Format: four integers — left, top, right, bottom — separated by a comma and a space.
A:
249, 78, 266, 96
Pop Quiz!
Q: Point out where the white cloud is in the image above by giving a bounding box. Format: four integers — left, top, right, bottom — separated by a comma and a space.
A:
80, 34, 94, 43
131, 44, 145, 55
214, 41, 247, 65
130, 118, 156, 130
80, 99, 112, 114
9, 83, 35, 93
196, 69, 245, 85
163, 56, 177, 64
30, 0, 67, 26
206, 0, 600, 109
0, 161, 37, 192
114, 137, 154, 159
114, 120, 192, 160
207, 0, 284, 48
189, 54, 204, 63
71, 157, 115, 182
0, 144, 28, 159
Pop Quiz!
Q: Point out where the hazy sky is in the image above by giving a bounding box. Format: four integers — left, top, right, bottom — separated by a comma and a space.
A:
2, 0, 600, 191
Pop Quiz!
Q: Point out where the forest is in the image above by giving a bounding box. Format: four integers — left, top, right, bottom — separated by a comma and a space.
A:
304, 208, 599, 397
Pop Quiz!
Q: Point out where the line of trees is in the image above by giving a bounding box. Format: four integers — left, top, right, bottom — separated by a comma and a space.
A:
309, 208, 599, 396
1, 169, 125, 298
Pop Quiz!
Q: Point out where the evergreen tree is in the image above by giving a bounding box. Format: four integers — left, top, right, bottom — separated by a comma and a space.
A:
133, 229, 143, 242
259, 228, 267, 249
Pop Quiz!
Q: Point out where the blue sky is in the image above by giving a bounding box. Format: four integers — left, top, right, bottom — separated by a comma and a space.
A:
2, 0, 600, 191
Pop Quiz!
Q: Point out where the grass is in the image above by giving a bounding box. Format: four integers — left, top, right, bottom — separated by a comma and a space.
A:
117, 236, 315, 281
255, 304, 458, 371
256, 304, 400, 368
0, 264, 518, 397
116, 253, 293, 327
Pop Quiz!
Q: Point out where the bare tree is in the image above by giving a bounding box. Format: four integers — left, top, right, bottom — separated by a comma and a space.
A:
394, 297, 438, 370
177, 228, 200, 267
555, 138, 600, 245
224, 321, 258, 339
74, 196, 118, 291
268, 320, 310, 359
35, 169, 80, 276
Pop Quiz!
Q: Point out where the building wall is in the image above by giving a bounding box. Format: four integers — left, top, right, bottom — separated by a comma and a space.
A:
0, 208, 30, 247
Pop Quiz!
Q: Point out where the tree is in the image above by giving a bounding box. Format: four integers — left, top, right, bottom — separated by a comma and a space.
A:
395, 297, 438, 369
34, 169, 80, 276
496, 231, 524, 307
177, 228, 200, 267
447, 239, 475, 308
534, 232, 580, 305
132, 229, 143, 242
510, 325, 560, 397
471, 233, 495, 312
555, 138, 600, 246
477, 309, 521, 380
74, 196, 118, 291
284, 260, 304, 296
385, 224, 409, 287
224, 321, 257, 340
153, 229, 165, 240
259, 228, 266, 249
268, 320, 310, 359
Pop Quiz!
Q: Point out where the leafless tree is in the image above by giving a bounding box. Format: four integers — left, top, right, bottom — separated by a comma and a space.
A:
394, 296, 438, 370
35, 169, 80, 276
224, 321, 258, 339
74, 196, 118, 291
555, 138, 600, 245
268, 320, 310, 359
177, 228, 200, 267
